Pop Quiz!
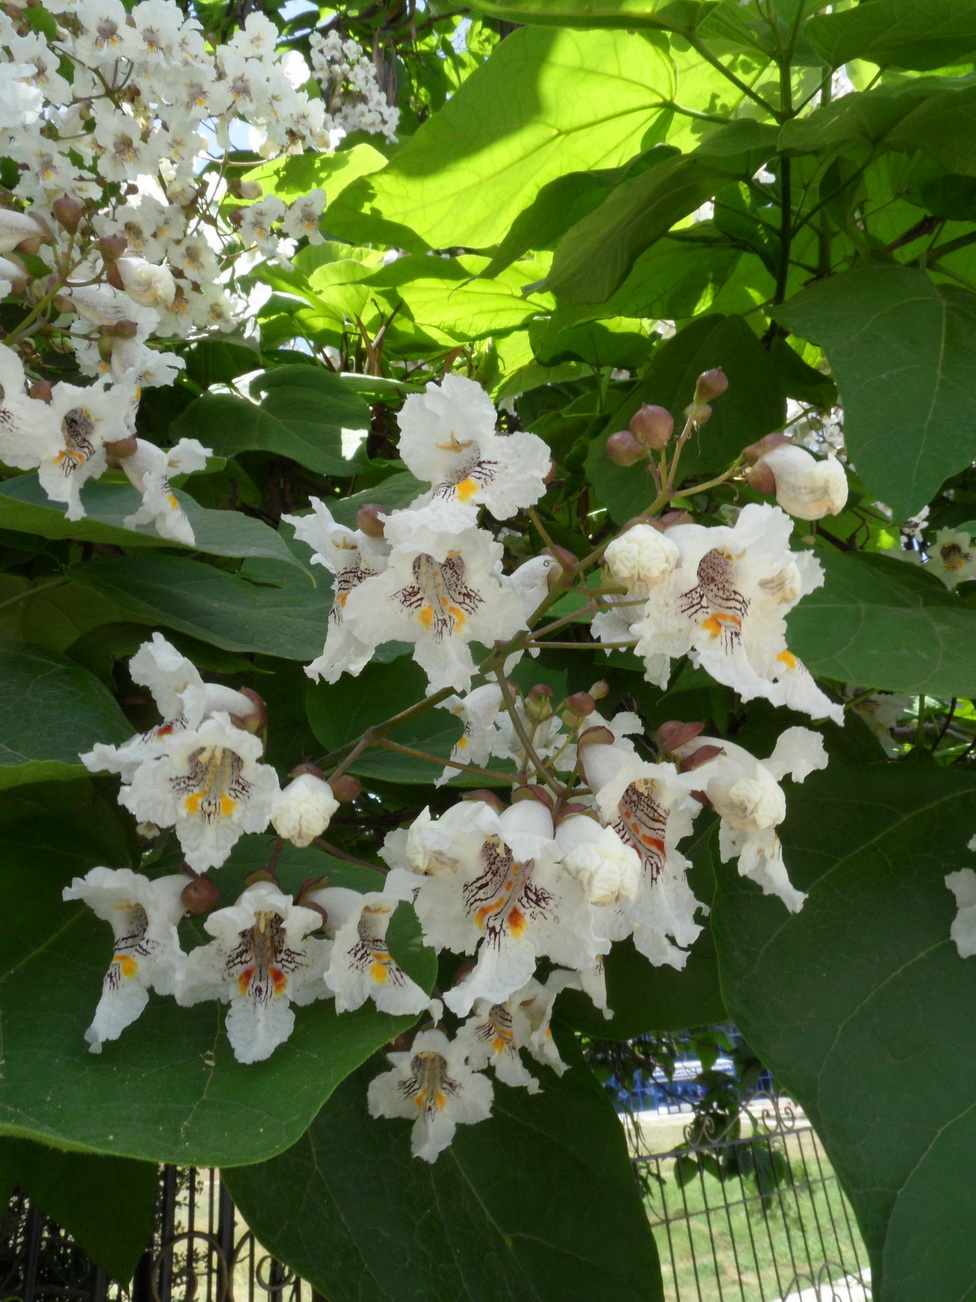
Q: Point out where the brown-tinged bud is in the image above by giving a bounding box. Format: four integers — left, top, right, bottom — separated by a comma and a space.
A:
542, 545, 577, 583
243, 867, 279, 888
52, 195, 85, 234
328, 773, 361, 803
96, 232, 127, 263
654, 720, 705, 754
524, 683, 553, 720
742, 432, 792, 465
684, 400, 712, 425
230, 686, 267, 734
104, 433, 138, 461
694, 368, 728, 402
629, 403, 674, 450
588, 679, 610, 700
181, 872, 220, 917
511, 783, 554, 810
355, 503, 388, 538
461, 789, 506, 813
659, 509, 694, 529
297, 874, 329, 900
577, 724, 615, 750
97, 332, 115, 363
301, 900, 330, 930
106, 319, 139, 339
543, 456, 557, 485
563, 691, 595, 725
227, 206, 245, 228
289, 760, 325, 780
744, 460, 777, 495
105, 261, 125, 291
606, 429, 647, 467
678, 744, 725, 773
29, 379, 53, 403
555, 802, 595, 823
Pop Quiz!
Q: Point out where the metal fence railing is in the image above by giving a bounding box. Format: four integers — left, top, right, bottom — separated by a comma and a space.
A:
633, 1102, 871, 1302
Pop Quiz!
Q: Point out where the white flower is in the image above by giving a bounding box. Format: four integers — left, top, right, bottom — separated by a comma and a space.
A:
604, 524, 680, 596
946, 868, 976, 959
63, 868, 187, 1053
750, 444, 848, 520
433, 683, 504, 785
37, 379, 137, 520
115, 256, 178, 307
367, 1027, 494, 1161
456, 990, 543, 1093
270, 772, 339, 847
0, 209, 48, 253
310, 886, 430, 1016
0, 346, 60, 471
923, 529, 976, 588
120, 712, 280, 871
178, 882, 331, 1063
120, 437, 210, 544
555, 813, 641, 906
396, 374, 551, 522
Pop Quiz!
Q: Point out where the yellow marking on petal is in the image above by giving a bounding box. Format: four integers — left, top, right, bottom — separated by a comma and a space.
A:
370, 960, 389, 984
434, 1090, 447, 1111
418, 605, 434, 629
219, 795, 237, 818
492, 1035, 506, 1054
185, 791, 204, 814
508, 906, 526, 936
455, 477, 478, 501
476, 897, 505, 930
270, 967, 288, 995
237, 966, 255, 995
457, 736, 469, 749
777, 650, 798, 670
415, 1088, 427, 1110
114, 954, 138, 979
449, 605, 466, 631
167, 493, 178, 509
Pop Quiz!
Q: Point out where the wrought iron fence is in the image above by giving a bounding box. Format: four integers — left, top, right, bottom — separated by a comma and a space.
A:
634, 1099, 871, 1302
0, 1167, 318, 1302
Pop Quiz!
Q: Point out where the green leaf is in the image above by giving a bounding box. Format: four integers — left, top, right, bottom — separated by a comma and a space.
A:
806, 0, 976, 71
242, 141, 388, 205
711, 764, 976, 1292
0, 821, 426, 1167
307, 657, 464, 784
776, 266, 976, 521
470, 0, 704, 30
171, 366, 372, 479
0, 475, 304, 569
327, 28, 677, 251
585, 315, 784, 525
0, 643, 130, 789
224, 1047, 663, 1302
68, 556, 330, 661
4, 1139, 157, 1283
546, 122, 779, 304
790, 549, 976, 697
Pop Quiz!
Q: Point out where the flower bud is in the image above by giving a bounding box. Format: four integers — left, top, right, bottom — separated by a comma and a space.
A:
461, 789, 506, 813
115, 256, 177, 307
271, 772, 339, 848
694, 368, 728, 402
230, 686, 267, 733
588, 679, 610, 700
105, 319, 139, 339
541, 545, 577, 585
104, 434, 138, 461
96, 233, 128, 263
355, 503, 388, 538
328, 773, 361, 803
659, 509, 694, 529
747, 444, 849, 520
629, 403, 674, 450
563, 691, 595, 725
29, 379, 53, 403
0, 210, 51, 256
577, 724, 615, 750
604, 523, 680, 591
654, 720, 705, 755
678, 743, 725, 773
524, 684, 553, 720
51, 196, 85, 234
684, 401, 712, 425
181, 872, 220, 917
510, 783, 554, 811
605, 429, 647, 467
744, 460, 777, 495
243, 868, 280, 888
742, 432, 792, 465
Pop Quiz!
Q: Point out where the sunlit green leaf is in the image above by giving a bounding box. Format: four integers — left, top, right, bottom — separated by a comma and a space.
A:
806, 0, 976, 71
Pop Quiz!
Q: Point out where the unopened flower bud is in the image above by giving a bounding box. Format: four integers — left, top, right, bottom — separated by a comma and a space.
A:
511, 783, 554, 811
604, 523, 680, 591
742, 432, 792, 465
588, 679, 610, 700
328, 773, 361, 803
0, 210, 51, 256
629, 403, 674, 449
386, 1031, 414, 1053
744, 460, 777, 495
577, 724, 615, 750
684, 401, 712, 425
543, 456, 557, 485
659, 510, 694, 529
106, 319, 139, 339
355, 503, 388, 538
748, 443, 849, 520
695, 368, 728, 402
606, 429, 647, 467
96, 233, 128, 263
227, 206, 245, 228
230, 686, 266, 733
272, 772, 339, 847
29, 379, 53, 403
104, 434, 138, 461
243, 868, 279, 888
679, 743, 725, 773
654, 721, 705, 756
461, 789, 506, 813
563, 691, 595, 724
51, 196, 85, 234
181, 872, 220, 917
542, 545, 577, 585
524, 684, 553, 720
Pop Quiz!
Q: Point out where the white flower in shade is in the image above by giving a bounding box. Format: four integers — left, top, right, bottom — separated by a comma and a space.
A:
62, 868, 187, 1053
281, 189, 326, 244
82, 632, 254, 783
457, 990, 542, 1093
845, 688, 911, 756
433, 683, 504, 785
37, 379, 137, 520
750, 444, 848, 520
120, 437, 210, 544
308, 886, 430, 1016
120, 712, 280, 871
270, 773, 339, 847
178, 882, 331, 1064
923, 528, 976, 588
396, 373, 551, 522
0, 209, 49, 254
341, 512, 526, 694
381, 799, 501, 888
555, 813, 641, 906
367, 1026, 494, 1162
0, 347, 60, 471
632, 505, 843, 724
674, 727, 828, 913
115, 256, 178, 308
582, 740, 704, 967
284, 497, 389, 683
946, 869, 976, 958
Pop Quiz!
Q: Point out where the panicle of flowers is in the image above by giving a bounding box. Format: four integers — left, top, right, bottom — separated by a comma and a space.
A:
310, 31, 399, 142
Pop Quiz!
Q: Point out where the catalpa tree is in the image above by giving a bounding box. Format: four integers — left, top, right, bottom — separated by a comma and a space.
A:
1, 0, 976, 1299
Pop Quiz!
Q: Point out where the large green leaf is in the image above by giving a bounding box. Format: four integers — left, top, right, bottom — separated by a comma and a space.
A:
0, 823, 428, 1167
805, 0, 976, 71
585, 314, 784, 524
0, 643, 131, 789
776, 266, 976, 521
711, 765, 976, 1296
224, 1047, 662, 1302
470, 0, 703, 29
0, 475, 303, 568
241, 142, 388, 205
789, 549, 976, 697
171, 366, 371, 478
326, 27, 677, 251
546, 122, 779, 303
68, 556, 330, 661
4, 1139, 157, 1283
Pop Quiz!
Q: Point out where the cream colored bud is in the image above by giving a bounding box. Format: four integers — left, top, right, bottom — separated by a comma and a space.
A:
753, 444, 848, 520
